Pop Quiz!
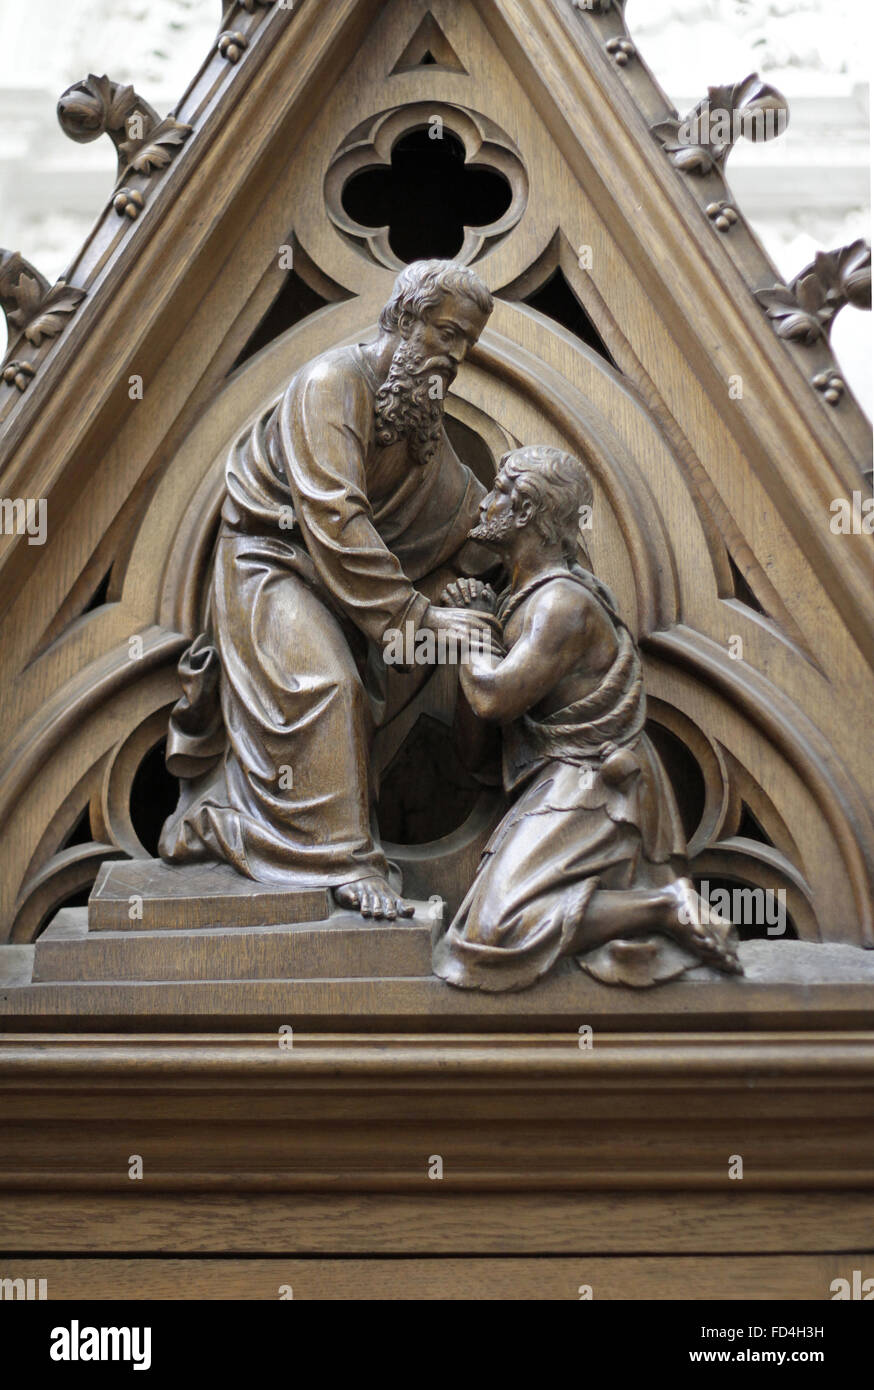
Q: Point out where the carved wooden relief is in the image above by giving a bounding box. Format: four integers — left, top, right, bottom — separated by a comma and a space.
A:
0, 0, 871, 974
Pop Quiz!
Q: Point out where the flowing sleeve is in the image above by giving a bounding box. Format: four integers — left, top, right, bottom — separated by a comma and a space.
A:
277, 356, 430, 645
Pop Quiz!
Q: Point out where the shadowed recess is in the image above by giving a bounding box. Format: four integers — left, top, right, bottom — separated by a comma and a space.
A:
390, 11, 467, 74
693, 874, 798, 941
130, 739, 180, 859
82, 567, 113, 614
522, 267, 616, 365
341, 128, 511, 264
646, 720, 706, 842
444, 415, 497, 489
727, 552, 767, 614
378, 714, 481, 844
234, 270, 331, 370
60, 806, 93, 850
737, 802, 775, 846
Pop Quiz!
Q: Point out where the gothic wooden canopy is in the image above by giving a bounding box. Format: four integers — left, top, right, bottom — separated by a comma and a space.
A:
0, 0, 872, 951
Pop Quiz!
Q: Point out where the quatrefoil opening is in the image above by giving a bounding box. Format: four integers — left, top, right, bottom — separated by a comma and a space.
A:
325, 103, 528, 269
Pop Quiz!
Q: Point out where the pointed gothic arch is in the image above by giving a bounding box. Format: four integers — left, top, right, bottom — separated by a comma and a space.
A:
0, 0, 871, 950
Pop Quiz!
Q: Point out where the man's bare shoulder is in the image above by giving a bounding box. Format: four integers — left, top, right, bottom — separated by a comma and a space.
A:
514, 574, 598, 649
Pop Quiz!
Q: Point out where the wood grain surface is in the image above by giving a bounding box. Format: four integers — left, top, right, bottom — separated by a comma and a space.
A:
7, 1254, 871, 1300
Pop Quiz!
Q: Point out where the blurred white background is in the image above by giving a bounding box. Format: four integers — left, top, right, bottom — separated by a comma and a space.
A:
0, 0, 870, 411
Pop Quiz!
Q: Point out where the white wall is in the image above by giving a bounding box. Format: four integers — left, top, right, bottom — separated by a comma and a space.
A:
628, 0, 871, 413
0, 0, 870, 411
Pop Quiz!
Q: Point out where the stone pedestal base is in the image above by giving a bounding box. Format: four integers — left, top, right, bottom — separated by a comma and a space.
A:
88, 858, 341, 931
1, 913, 873, 1033
30, 901, 438, 984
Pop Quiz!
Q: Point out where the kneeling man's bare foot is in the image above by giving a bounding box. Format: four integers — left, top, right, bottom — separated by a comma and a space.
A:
664, 880, 743, 975
334, 876, 416, 921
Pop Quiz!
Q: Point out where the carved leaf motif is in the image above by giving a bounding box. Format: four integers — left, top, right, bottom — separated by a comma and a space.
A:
124, 118, 192, 174
774, 314, 823, 345
756, 240, 870, 347
6, 272, 45, 328
733, 74, 787, 138
651, 119, 681, 145
0, 249, 85, 359
654, 72, 787, 177
839, 240, 872, 308
0, 250, 49, 306
105, 82, 138, 130
708, 76, 764, 121
813, 240, 871, 310
59, 72, 166, 183
86, 73, 115, 113
754, 286, 823, 345
22, 283, 87, 346
794, 273, 826, 315
650, 119, 716, 174
59, 72, 141, 141
671, 145, 715, 174
706, 74, 787, 144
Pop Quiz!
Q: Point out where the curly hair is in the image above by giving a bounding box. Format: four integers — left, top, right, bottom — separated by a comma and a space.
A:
379, 259, 493, 333
501, 445, 594, 561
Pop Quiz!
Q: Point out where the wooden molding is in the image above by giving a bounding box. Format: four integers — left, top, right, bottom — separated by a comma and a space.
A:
0, 1031, 872, 1193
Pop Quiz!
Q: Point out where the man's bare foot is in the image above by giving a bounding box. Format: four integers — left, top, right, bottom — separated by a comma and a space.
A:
333, 876, 416, 921
663, 881, 743, 975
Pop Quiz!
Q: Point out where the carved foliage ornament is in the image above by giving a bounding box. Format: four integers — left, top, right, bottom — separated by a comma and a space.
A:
0, 250, 86, 390
57, 73, 192, 215
1, 4, 285, 403
651, 74, 788, 176
755, 240, 872, 347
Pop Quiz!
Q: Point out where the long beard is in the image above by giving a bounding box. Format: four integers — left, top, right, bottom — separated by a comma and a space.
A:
374, 342, 451, 467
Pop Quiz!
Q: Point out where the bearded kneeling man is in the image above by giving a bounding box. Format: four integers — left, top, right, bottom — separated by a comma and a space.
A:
432, 446, 743, 991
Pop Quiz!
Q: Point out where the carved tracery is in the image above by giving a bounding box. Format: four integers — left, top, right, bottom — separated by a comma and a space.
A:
0, 0, 871, 965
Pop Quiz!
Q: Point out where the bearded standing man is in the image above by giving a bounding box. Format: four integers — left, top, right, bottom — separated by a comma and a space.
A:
159, 260, 496, 919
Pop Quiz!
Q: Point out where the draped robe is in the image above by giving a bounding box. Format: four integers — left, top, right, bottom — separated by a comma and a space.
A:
432, 569, 687, 991
159, 344, 488, 887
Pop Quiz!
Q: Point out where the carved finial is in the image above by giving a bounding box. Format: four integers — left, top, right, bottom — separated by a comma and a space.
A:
0, 250, 86, 386
652, 74, 788, 175
57, 74, 192, 189
755, 240, 871, 346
